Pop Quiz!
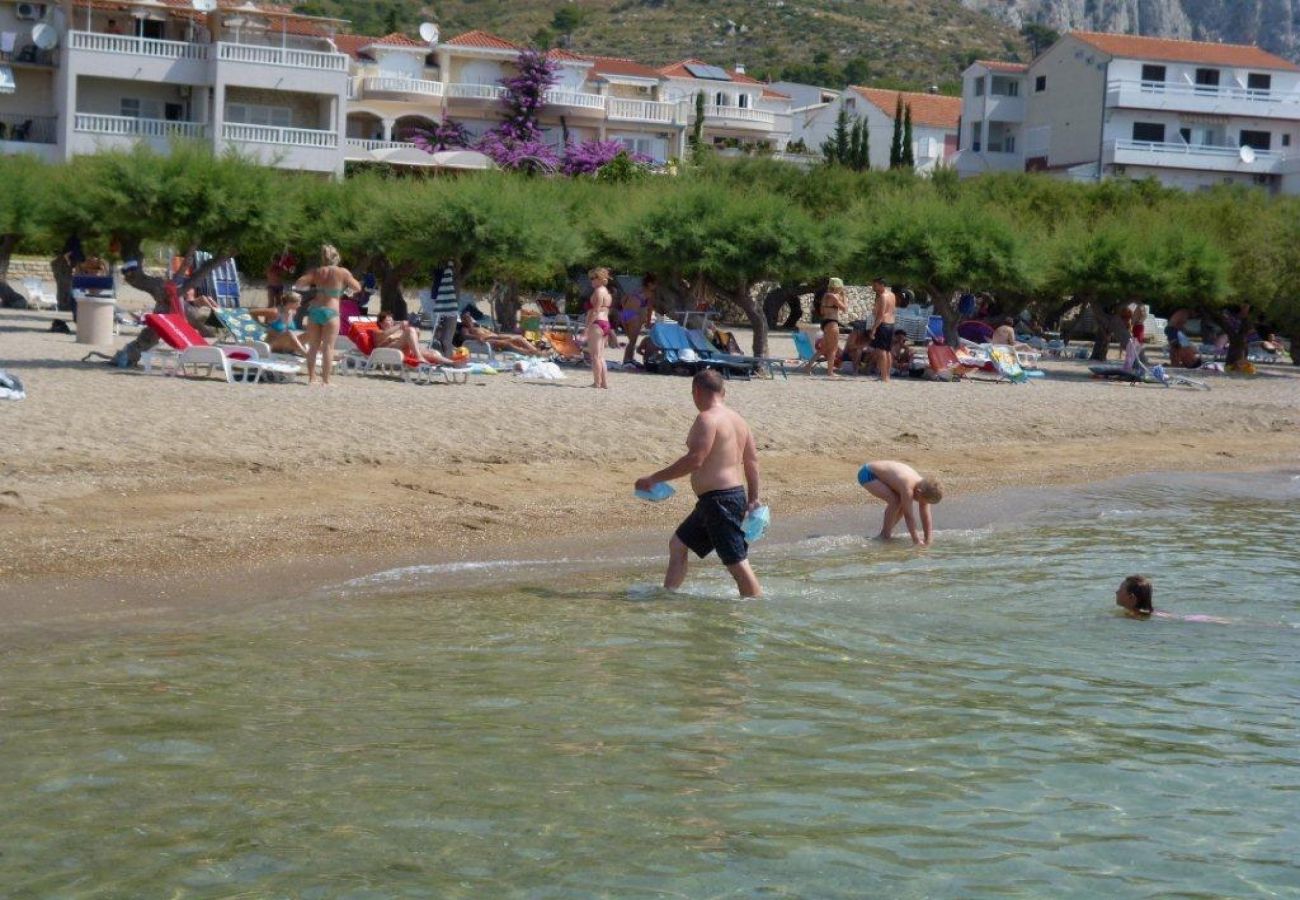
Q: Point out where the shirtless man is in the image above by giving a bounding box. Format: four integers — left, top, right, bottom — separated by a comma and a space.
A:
856, 459, 943, 546
636, 370, 762, 597
869, 277, 897, 383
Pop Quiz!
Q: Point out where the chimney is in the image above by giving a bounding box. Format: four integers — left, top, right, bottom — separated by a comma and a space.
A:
735, 63, 745, 74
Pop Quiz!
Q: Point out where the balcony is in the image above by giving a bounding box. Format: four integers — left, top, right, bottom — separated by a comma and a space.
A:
607, 98, 681, 125
66, 30, 210, 84
983, 93, 1025, 122
0, 112, 57, 144
542, 89, 606, 116
700, 104, 775, 130
446, 83, 507, 102
359, 76, 446, 101
75, 113, 207, 139
1106, 79, 1300, 120
222, 123, 338, 148
1104, 139, 1282, 175
216, 42, 347, 72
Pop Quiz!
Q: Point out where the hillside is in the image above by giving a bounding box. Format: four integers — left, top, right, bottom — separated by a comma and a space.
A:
293, 0, 1031, 90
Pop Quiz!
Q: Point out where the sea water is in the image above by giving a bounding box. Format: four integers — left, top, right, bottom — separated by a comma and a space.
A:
1, 472, 1298, 896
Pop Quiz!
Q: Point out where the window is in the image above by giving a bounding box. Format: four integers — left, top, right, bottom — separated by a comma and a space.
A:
1179, 127, 1192, 144
1034, 75, 1046, 93
969, 120, 982, 152
1284, 134, 1292, 147
120, 97, 162, 119
1247, 72, 1272, 93
1004, 135, 1016, 153
1141, 64, 1166, 83
1131, 122, 1166, 143
737, 93, 750, 109
714, 91, 727, 107
844, 96, 856, 109
974, 78, 984, 97
226, 103, 293, 128
991, 78, 1019, 96
141, 20, 165, 40
164, 102, 184, 122
1194, 68, 1220, 93
1240, 130, 1272, 151
1005, 80, 1019, 97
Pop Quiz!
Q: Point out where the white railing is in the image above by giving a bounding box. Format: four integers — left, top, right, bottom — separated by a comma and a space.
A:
1112, 139, 1278, 161
1108, 78, 1300, 107
700, 104, 775, 126
223, 123, 339, 148
68, 30, 209, 60
75, 113, 207, 139
347, 138, 419, 152
607, 98, 679, 123
363, 76, 446, 98
216, 42, 347, 72
543, 89, 606, 110
446, 83, 506, 101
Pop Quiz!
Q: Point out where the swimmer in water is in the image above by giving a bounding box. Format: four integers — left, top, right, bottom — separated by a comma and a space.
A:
1115, 575, 1154, 618
857, 460, 942, 546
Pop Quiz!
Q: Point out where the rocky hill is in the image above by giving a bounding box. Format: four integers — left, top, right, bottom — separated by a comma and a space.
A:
295, 0, 1030, 90
962, 0, 1300, 60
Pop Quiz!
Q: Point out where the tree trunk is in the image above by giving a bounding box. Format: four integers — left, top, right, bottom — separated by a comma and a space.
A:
50, 253, 74, 312
0, 234, 25, 309
1089, 299, 1133, 362
929, 286, 960, 347
1288, 331, 1300, 366
733, 282, 767, 357
495, 281, 521, 332
374, 256, 414, 319
762, 281, 813, 330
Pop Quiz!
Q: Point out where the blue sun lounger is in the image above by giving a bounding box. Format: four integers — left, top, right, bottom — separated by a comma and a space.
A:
643, 322, 749, 378
684, 327, 786, 380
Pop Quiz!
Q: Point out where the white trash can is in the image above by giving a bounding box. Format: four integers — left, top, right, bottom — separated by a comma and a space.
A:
75, 296, 117, 346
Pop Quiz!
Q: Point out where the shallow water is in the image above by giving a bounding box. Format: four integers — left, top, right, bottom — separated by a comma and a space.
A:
2, 473, 1299, 896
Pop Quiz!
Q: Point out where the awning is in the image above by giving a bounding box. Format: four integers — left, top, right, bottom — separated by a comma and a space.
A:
0, 66, 15, 95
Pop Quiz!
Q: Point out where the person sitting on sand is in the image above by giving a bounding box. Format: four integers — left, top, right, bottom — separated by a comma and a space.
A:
250, 292, 309, 356
890, 330, 914, 377
1164, 308, 1201, 369
459, 310, 546, 357
857, 460, 942, 547
1115, 575, 1154, 618
375, 312, 465, 367
844, 324, 872, 374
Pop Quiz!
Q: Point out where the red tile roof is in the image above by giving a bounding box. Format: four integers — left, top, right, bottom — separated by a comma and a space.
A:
546, 48, 590, 63
850, 87, 962, 129
762, 87, 791, 100
976, 59, 1029, 74
333, 34, 374, 60
587, 55, 661, 80
445, 30, 520, 51
367, 32, 426, 49
659, 59, 785, 95
1069, 31, 1300, 72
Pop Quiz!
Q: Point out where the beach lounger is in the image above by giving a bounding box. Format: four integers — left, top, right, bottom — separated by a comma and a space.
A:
642, 322, 746, 378
988, 346, 1030, 384
1090, 339, 1209, 390
542, 329, 586, 365
684, 327, 786, 380
141, 312, 300, 383
346, 321, 475, 384
926, 343, 978, 381
791, 329, 828, 375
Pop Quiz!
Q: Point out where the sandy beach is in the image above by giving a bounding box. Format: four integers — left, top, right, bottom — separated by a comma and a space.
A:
2, 304, 1298, 621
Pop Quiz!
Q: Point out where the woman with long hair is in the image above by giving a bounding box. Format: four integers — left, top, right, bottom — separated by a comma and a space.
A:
587, 267, 613, 389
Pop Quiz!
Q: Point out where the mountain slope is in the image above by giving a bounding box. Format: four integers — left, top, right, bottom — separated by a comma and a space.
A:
295, 0, 1030, 89
962, 0, 1300, 60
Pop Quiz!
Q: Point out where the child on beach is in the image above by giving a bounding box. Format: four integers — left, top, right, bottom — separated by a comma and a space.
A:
857, 460, 942, 546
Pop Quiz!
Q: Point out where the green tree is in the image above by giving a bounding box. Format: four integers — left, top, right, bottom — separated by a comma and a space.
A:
901, 104, 915, 169
0, 155, 53, 308
691, 91, 706, 151
848, 118, 863, 172
552, 5, 586, 34
889, 95, 905, 169
1020, 22, 1060, 56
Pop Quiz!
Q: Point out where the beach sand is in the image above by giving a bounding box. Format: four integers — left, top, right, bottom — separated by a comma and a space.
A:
2, 306, 1298, 625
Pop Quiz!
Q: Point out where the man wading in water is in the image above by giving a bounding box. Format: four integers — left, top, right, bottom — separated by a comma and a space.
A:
636, 370, 763, 598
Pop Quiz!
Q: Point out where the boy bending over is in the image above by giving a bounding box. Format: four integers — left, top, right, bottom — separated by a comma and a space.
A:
858, 460, 943, 546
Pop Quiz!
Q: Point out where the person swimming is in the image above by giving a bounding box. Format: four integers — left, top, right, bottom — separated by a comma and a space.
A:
1114, 575, 1231, 623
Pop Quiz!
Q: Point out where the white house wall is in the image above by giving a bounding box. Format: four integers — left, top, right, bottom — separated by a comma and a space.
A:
1025, 35, 1109, 169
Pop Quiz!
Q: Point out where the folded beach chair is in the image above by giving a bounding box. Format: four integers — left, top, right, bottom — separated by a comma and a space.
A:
988, 345, 1030, 384
1090, 339, 1209, 390
791, 329, 827, 374
542, 328, 586, 365
684, 327, 786, 380
141, 312, 300, 383
926, 343, 978, 381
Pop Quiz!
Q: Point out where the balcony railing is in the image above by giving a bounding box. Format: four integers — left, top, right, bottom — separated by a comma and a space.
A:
543, 89, 606, 110
362, 76, 445, 98
1107, 138, 1282, 173
446, 83, 506, 101
0, 113, 57, 144
217, 42, 347, 72
347, 138, 419, 152
68, 30, 209, 60
1111, 78, 1300, 105
223, 122, 338, 148
75, 113, 207, 139
607, 97, 679, 124
700, 104, 775, 126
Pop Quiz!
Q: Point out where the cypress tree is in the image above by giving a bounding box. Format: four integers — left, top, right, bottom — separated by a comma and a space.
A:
902, 103, 915, 169
848, 117, 862, 170
691, 91, 706, 148
834, 108, 851, 165
889, 95, 904, 169
857, 118, 871, 171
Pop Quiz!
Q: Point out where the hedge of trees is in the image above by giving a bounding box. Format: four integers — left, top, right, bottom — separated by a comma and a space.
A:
2, 146, 1299, 365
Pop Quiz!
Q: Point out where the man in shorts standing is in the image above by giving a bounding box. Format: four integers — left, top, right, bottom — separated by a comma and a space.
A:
869, 277, 897, 383
636, 370, 763, 597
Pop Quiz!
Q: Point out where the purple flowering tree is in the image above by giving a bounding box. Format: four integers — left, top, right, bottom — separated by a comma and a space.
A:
409, 118, 471, 153
474, 48, 563, 172
560, 140, 651, 176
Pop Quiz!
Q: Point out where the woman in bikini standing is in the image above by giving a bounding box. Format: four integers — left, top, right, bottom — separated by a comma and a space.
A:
819, 277, 848, 379
587, 267, 613, 389
295, 244, 361, 386
619, 272, 657, 367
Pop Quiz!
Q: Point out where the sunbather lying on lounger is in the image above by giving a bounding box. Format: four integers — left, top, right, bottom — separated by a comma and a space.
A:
250, 292, 308, 356
373, 313, 466, 367
459, 310, 546, 356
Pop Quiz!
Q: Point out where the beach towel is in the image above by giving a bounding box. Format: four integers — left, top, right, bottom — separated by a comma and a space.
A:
0, 369, 24, 402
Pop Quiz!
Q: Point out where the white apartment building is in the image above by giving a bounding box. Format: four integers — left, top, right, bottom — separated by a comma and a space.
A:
340, 30, 694, 169
957, 31, 1300, 193
795, 85, 961, 172
0, 0, 350, 176
656, 59, 792, 153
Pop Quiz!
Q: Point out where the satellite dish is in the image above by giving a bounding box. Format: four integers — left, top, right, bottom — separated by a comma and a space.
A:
191, 0, 218, 11
419, 22, 439, 44
1239, 145, 1257, 164
31, 23, 59, 50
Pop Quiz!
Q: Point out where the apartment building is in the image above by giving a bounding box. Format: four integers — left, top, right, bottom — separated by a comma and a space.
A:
0, 0, 350, 175
957, 31, 1300, 193
656, 59, 792, 152
793, 85, 961, 172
